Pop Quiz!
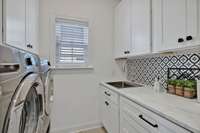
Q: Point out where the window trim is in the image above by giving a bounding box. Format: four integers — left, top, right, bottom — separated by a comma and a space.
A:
50, 15, 93, 69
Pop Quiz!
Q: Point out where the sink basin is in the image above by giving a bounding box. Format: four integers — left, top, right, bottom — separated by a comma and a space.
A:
106, 81, 143, 89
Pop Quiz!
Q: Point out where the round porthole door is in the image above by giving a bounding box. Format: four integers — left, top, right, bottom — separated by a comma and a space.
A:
3, 74, 44, 133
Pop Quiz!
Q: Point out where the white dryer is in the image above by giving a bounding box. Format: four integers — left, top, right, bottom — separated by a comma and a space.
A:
0, 45, 46, 133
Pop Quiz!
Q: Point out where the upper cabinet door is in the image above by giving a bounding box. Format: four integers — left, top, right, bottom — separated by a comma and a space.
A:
153, 0, 200, 52
114, 0, 131, 58
114, 0, 151, 58
3, 0, 39, 54
3, 0, 26, 49
185, 0, 200, 47
153, 0, 187, 52
26, 0, 39, 54
130, 0, 151, 55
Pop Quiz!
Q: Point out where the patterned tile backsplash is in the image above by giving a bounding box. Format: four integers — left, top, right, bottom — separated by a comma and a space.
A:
127, 51, 200, 89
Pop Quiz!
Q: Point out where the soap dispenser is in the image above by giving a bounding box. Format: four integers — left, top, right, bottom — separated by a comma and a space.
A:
154, 77, 161, 93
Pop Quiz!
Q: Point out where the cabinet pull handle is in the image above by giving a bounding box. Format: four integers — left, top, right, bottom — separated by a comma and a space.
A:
105, 101, 109, 106
186, 36, 193, 41
27, 44, 33, 49
104, 91, 111, 96
139, 115, 158, 128
124, 51, 130, 54
178, 38, 184, 43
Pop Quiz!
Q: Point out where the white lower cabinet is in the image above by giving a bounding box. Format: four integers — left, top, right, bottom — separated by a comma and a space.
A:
120, 96, 192, 133
100, 84, 193, 133
102, 97, 119, 133
101, 86, 119, 133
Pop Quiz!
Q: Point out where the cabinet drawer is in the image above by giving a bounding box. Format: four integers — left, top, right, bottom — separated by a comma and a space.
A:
120, 97, 157, 132
120, 96, 192, 133
120, 110, 153, 133
102, 87, 119, 105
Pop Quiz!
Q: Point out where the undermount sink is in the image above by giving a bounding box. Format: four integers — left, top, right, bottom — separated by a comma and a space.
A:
106, 81, 143, 89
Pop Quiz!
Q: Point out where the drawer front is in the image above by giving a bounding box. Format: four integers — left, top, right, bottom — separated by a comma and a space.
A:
120, 97, 157, 132
120, 96, 192, 133
120, 110, 153, 133
102, 87, 119, 105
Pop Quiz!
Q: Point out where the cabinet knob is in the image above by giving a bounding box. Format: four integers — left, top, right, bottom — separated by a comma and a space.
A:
186, 36, 193, 41
27, 44, 33, 49
178, 38, 184, 43
105, 101, 109, 106
104, 91, 111, 96
124, 51, 130, 54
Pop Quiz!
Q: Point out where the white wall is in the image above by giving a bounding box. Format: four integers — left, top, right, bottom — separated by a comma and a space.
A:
39, 0, 119, 132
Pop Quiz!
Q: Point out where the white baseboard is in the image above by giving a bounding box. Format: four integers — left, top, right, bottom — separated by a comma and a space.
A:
51, 121, 103, 133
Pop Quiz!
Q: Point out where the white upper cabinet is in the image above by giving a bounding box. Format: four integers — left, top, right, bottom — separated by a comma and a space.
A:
3, 0, 39, 54
185, 0, 200, 47
114, 0, 132, 58
152, 0, 200, 52
26, 0, 39, 54
130, 0, 151, 55
3, 0, 26, 49
115, 0, 200, 57
114, 0, 151, 58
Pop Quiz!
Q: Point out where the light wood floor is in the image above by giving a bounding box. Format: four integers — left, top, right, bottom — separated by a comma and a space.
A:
79, 128, 107, 133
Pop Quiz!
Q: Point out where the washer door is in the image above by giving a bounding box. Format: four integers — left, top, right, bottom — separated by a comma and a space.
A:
3, 74, 44, 133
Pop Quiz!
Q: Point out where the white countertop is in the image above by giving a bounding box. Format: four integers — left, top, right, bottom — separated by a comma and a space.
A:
100, 82, 200, 133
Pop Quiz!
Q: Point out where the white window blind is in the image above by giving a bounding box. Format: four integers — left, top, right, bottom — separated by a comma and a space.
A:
55, 18, 89, 65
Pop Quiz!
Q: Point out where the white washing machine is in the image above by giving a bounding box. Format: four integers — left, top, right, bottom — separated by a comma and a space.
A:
0, 45, 47, 133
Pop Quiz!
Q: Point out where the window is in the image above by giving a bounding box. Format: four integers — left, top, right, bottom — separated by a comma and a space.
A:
55, 18, 89, 66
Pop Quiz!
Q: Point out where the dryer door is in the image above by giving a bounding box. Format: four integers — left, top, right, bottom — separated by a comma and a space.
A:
3, 74, 44, 133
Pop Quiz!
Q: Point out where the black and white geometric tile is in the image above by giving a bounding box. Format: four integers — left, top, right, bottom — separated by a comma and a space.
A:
127, 52, 200, 89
